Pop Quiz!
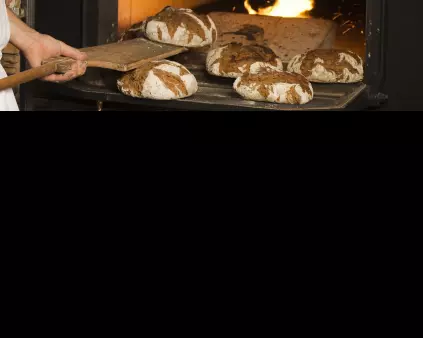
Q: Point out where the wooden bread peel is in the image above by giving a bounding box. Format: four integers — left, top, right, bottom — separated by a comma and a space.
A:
0, 38, 188, 91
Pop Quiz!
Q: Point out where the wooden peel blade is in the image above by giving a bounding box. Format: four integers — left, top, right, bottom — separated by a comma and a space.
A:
0, 38, 188, 91
43, 38, 188, 72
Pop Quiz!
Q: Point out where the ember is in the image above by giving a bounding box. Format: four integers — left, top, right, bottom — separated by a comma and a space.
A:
332, 4, 366, 37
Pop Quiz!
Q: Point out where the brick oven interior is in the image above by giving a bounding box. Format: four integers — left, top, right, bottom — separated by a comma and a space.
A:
19, 0, 381, 111
118, 0, 366, 59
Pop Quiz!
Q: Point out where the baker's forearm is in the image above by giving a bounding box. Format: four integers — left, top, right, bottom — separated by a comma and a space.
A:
7, 8, 40, 54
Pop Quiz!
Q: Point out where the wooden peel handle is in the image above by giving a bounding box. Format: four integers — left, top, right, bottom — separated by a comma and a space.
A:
0, 60, 74, 91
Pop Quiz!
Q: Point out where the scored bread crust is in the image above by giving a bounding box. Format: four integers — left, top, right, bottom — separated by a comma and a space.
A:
234, 69, 314, 105
142, 7, 217, 48
206, 43, 283, 79
287, 49, 364, 83
117, 60, 198, 100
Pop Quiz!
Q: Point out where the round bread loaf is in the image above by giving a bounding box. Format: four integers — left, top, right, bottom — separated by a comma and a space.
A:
206, 43, 283, 78
234, 69, 314, 105
141, 7, 217, 48
117, 60, 198, 100
287, 49, 364, 83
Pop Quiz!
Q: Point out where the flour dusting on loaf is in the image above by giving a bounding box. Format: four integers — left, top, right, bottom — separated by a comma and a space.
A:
142, 7, 217, 48
206, 43, 283, 78
234, 69, 314, 105
117, 60, 198, 100
287, 49, 364, 83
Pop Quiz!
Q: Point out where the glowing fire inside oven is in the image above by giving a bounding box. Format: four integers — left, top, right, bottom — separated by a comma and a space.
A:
244, 0, 314, 18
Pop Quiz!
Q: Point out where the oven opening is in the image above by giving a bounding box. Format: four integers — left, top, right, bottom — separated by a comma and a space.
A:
24, 0, 384, 111
109, 0, 368, 110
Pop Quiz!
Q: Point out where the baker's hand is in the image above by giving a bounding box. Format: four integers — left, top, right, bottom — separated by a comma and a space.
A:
23, 33, 88, 83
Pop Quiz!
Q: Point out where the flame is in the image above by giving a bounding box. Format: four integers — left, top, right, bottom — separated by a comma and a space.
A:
245, 0, 314, 18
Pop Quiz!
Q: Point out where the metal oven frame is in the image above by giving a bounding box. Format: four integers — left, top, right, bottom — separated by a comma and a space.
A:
19, 0, 388, 111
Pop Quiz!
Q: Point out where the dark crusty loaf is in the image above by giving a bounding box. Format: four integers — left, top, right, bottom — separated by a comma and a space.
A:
287, 49, 364, 83
117, 60, 198, 100
141, 7, 217, 48
206, 42, 283, 78
234, 69, 314, 105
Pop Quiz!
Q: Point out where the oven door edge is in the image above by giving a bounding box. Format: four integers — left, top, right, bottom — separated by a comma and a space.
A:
365, 0, 388, 107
